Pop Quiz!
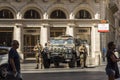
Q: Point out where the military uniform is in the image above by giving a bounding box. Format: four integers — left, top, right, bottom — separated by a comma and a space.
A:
79, 44, 88, 68
33, 43, 43, 69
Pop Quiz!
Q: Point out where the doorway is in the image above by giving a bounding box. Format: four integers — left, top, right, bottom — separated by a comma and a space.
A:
24, 35, 39, 58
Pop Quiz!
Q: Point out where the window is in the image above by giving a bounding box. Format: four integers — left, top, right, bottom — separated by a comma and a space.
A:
0, 9, 14, 19
50, 10, 66, 19
50, 27, 66, 37
24, 9, 40, 19
75, 10, 92, 19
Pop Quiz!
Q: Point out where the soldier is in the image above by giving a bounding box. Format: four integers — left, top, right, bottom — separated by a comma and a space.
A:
33, 42, 43, 69
79, 44, 88, 68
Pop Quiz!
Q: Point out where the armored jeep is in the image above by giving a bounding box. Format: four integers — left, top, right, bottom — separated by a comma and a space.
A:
42, 35, 80, 68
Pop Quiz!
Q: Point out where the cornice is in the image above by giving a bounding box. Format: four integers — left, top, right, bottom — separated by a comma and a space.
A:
0, 19, 101, 24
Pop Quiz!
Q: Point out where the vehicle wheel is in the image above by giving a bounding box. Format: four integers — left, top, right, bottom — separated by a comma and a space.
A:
54, 62, 59, 68
0, 64, 8, 79
68, 55, 75, 68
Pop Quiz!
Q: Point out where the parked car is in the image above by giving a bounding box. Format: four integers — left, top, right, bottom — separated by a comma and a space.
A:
42, 35, 80, 68
0, 46, 11, 79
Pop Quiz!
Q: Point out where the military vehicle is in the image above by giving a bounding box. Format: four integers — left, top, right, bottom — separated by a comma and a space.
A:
42, 35, 80, 68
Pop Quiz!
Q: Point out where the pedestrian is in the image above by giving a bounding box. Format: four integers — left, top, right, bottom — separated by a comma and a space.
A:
105, 41, 120, 80
33, 41, 43, 69
7, 40, 22, 80
102, 47, 107, 62
42, 43, 50, 68
79, 43, 88, 68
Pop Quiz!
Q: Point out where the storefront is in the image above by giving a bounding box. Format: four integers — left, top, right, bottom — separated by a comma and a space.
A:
75, 27, 91, 55
0, 27, 13, 46
23, 27, 40, 58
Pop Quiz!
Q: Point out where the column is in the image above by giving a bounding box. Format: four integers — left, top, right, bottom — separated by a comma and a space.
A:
40, 23, 50, 47
13, 23, 23, 59
91, 26, 96, 58
96, 27, 101, 66
66, 23, 75, 37
91, 25, 101, 66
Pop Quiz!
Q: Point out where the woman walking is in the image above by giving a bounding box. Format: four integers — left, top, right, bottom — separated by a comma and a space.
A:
105, 41, 120, 80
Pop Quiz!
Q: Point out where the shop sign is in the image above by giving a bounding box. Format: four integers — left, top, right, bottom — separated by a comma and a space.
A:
98, 23, 109, 32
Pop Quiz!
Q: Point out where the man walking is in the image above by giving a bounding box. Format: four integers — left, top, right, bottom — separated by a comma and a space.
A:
7, 40, 22, 80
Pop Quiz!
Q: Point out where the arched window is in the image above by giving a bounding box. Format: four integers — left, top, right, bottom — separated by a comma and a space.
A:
24, 9, 40, 19
50, 10, 66, 19
75, 10, 92, 19
0, 9, 14, 19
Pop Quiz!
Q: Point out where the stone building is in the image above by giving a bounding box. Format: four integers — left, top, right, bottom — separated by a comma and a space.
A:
0, 0, 118, 66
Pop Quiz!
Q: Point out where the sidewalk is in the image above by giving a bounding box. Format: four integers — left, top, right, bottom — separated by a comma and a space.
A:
21, 58, 107, 73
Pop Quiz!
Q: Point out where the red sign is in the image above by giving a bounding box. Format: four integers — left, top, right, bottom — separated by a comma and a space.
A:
98, 24, 109, 32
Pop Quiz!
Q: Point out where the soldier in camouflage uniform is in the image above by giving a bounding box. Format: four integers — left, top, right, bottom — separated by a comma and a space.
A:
33, 42, 43, 69
79, 44, 88, 68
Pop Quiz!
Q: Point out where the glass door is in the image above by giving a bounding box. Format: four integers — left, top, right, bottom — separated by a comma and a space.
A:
24, 35, 39, 58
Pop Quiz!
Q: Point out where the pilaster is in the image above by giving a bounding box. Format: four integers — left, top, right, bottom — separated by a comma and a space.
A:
40, 23, 50, 47
13, 23, 23, 59
66, 23, 76, 37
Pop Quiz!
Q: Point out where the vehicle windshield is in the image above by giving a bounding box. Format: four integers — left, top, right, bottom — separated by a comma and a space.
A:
50, 39, 74, 45
50, 39, 64, 45
65, 39, 74, 44
0, 49, 8, 55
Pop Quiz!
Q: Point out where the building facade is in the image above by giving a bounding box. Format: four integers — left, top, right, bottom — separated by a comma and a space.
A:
0, 0, 117, 66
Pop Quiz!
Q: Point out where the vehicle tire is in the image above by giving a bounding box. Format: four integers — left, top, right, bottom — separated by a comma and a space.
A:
68, 55, 75, 68
54, 61, 59, 68
0, 64, 8, 79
